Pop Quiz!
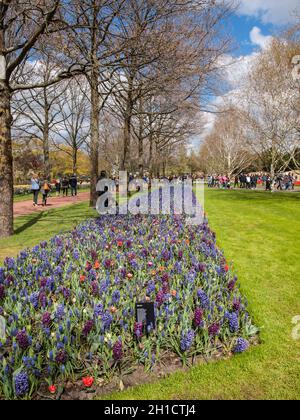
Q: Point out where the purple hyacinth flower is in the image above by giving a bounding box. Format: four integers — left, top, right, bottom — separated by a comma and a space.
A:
0, 284, 5, 300
156, 290, 165, 306
194, 308, 203, 327
233, 299, 242, 312
14, 371, 29, 397
134, 322, 143, 339
42, 312, 52, 327
16, 330, 30, 350
233, 338, 249, 354
208, 323, 220, 337
228, 278, 237, 292
55, 350, 67, 364
226, 312, 239, 333
113, 340, 123, 361
91, 281, 99, 296
83, 320, 94, 337
180, 330, 195, 352
197, 289, 209, 309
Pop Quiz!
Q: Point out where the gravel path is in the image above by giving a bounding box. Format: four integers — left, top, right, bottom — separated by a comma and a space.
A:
14, 192, 90, 217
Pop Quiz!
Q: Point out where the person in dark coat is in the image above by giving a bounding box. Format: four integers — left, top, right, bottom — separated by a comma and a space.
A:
266, 175, 272, 191
69, 174, 78, 197
54, 178, 61, 196
62, 176, 69, 197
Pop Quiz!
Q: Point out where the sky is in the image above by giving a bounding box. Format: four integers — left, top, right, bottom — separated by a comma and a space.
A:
232, 0, 298, 54
190, 0, 299, 151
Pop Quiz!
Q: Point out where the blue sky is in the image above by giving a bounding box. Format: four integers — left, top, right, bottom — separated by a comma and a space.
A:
190, 0, 299, 151
228, 14, 275, 56
229, 0, 299, 55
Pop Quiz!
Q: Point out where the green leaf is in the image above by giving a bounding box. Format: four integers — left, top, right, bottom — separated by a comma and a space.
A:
91, 342, 100, 353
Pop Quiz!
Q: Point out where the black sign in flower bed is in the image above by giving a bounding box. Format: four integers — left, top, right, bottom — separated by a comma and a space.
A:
0, 211, 258, 399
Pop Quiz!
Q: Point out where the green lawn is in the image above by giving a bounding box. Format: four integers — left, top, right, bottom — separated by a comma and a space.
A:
105, 189, 300, 400
0, 201, 96, 263
1, 189, 300, 399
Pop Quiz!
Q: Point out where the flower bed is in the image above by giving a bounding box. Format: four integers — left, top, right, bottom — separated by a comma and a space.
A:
0, 212, 258, 399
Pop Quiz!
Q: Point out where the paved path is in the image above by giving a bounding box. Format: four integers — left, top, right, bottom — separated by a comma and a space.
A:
14, 192, 90, 217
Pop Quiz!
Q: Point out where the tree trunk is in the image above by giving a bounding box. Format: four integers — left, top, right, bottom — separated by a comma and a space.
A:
138, 131, 143, 176
43, 87, 51, 179
90, 72, 100, 207
162, 159, 166, 177
138, 140, 144, 176
122, 113, 131, 171
89, 5, 100, 208
138, 100, 144, 176
270, 135, 277, 179
121, 76, 134, 171
0, 81, 14, 237
72, 147, 78, 175
148, 132, 154, 176
43, 118, 50, 179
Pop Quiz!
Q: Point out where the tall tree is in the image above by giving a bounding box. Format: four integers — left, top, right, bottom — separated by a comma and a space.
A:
109, 0, 233, 173
240, 38, 300, 177
52, 77, 90, 174
0, 1, 83, 237
12, 53, 67, 179
66, 0, 126, 206
199, 107, 254, 176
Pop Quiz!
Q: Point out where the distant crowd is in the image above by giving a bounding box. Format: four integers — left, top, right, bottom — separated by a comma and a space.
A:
207, 173, 298, 191
30, 174, 79, 207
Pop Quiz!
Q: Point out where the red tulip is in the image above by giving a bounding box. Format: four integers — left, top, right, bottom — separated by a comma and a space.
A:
82, 377, 94, 388
49, 385, 57, 394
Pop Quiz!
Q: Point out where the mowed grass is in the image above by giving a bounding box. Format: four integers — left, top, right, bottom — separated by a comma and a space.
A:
104, 189, 300, 400
1, 189, 300, 399
0, 201, 96, 263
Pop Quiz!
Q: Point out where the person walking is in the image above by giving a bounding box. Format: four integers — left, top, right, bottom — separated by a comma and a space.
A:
62, 176, 69, 197
41, 179, 51, 206
31, 174, 40, 207
69, 174, 78, 197
234, 175, 239, 189
240, 174, 246, 189
54, 178, 61, 197
246, 175, 251, 189
266, 175, 272, 191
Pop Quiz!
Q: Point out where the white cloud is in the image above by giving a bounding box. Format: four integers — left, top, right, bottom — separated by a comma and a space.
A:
217, 52, 257, 91
238, 0, 299, 25
250, 26, 273, 49
197, 52, 258, 144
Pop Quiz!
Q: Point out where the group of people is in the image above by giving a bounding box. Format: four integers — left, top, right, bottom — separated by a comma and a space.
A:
274, 173, 297, 191
53, 175, 78, 197
208, 173, 298, 191
30, 174, 78, 207
234, 174, 263, 190
208, 175, 231, 189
